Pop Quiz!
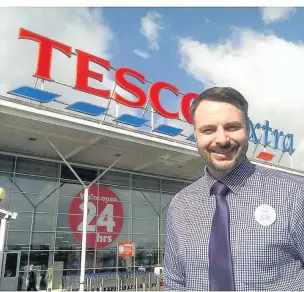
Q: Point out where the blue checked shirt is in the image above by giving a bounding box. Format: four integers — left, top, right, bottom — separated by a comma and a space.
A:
163, 158, 304, 291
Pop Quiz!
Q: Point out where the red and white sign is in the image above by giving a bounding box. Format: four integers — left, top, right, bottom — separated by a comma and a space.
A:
68, 185, 124, 248
117, 242, 135, 257
18, 27, 199, 124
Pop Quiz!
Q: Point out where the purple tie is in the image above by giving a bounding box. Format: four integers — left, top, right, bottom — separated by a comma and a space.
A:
209, 181, 235, 291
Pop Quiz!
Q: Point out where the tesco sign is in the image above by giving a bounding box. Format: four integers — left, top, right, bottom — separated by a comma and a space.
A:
18, 27, 198, 124
15, 27, 295, 155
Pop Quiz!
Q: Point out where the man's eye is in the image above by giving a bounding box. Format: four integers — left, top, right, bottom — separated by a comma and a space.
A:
201, 129, 214, 134
226, 126, 239, 131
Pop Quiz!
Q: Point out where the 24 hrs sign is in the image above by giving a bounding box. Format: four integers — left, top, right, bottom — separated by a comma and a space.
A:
68, 185, 124, 248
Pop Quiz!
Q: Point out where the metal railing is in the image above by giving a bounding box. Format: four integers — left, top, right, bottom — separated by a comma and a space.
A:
62, 271, 162, 291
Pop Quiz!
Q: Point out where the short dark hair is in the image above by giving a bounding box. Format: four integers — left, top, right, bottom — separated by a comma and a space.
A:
190, 87, 249, 129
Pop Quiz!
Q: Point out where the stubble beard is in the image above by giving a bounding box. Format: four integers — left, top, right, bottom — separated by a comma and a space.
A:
200, 141, 248, 172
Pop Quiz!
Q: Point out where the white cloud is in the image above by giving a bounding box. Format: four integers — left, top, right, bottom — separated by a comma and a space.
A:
0, 8, 112, 90
0, 7, 137, 118
178, 28, 304, 169
133, 49, 150, 59
140, 11, 164, 51
260, 7, 296, 24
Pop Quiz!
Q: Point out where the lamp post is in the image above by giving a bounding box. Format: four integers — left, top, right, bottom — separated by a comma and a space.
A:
0, 207, 18, 280
47, 138, 122, 292
0, 188, 18, 284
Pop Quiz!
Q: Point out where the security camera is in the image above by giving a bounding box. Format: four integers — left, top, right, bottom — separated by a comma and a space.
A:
11, 212, 17, 220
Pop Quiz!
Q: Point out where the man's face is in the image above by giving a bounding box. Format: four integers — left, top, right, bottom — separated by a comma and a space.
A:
193, 100, 249, 172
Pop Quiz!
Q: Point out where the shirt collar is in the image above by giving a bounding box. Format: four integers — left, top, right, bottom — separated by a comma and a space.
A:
202, 157, 256, 196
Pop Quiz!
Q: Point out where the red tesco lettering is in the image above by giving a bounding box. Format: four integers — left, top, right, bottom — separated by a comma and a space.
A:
19, 27, 199, 124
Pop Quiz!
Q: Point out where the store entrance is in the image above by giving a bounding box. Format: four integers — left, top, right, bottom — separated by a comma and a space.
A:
0, 251, 21, 291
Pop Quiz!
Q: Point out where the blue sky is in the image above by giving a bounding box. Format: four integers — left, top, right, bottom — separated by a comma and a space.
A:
98, 7, 303, 125
102, 7, 301, 91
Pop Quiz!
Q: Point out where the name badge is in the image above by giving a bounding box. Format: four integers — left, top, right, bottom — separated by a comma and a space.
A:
254, 204, 276, 226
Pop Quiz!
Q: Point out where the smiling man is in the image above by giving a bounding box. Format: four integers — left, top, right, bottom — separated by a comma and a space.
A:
163, 87, 304, 291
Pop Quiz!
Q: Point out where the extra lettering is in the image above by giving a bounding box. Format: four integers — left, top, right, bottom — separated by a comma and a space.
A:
249, 120, 295, 154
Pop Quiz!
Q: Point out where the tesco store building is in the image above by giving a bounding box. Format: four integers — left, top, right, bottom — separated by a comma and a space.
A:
0, 27, 302, 291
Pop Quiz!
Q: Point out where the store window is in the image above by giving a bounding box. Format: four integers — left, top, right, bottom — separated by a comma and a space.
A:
132, 187, 160, 248
131, 190, 160, 205
132, 201, 159, 220
6, 231, 30, 249
159, 193, 173, 239
135, 249, 158, 269
31, 232, 54, 250
10, 192, 33, 213
54, 249, 118, 271
132, 218, 158, 236
0, 154, 15, 172
95, 250, 116, 268
19, 251, 30, 272
55, 232, 81, 250
132, 234, 158, 250
29, 250, 50, 270
57, 182, 84, 200
10, 175, 59, 234
8, 212, 32, 231
161, 179, 186, 193
160, 222, 166, 246
160, 234, 166, 251
161, 193, 174, 218
61, 165, 97, 182
12, 175, 58, 209
95, 250, 134, 272
0, 153, 195, 284
106, 186, 130, 204
32, 212, 57, 233
100, 171, 130, 187
15, 158, 59, 178
132, 175, 160, 191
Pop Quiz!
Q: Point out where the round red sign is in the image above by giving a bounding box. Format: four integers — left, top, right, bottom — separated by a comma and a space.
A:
68, 185, 124, 248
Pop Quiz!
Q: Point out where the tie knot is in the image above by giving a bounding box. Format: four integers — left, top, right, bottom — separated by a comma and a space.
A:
210, 181, 230, 196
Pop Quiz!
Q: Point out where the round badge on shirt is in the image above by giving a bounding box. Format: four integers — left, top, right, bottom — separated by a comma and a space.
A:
254, 204, 276, 226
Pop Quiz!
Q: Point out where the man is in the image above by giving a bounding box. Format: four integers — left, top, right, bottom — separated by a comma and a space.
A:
27, 264, 38, 291
163, 87, 304, 291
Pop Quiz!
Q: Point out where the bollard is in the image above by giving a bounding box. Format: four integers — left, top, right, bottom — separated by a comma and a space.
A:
135, 277, 138, 292
156, 277, 160, 291
148, 274, 151, 291
100, 278, 104, 291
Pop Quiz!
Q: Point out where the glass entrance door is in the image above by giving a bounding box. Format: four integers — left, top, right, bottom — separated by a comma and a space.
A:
0, 251, 21, 291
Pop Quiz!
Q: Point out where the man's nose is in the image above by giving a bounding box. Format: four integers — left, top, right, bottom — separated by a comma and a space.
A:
214, 128, 230, 145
